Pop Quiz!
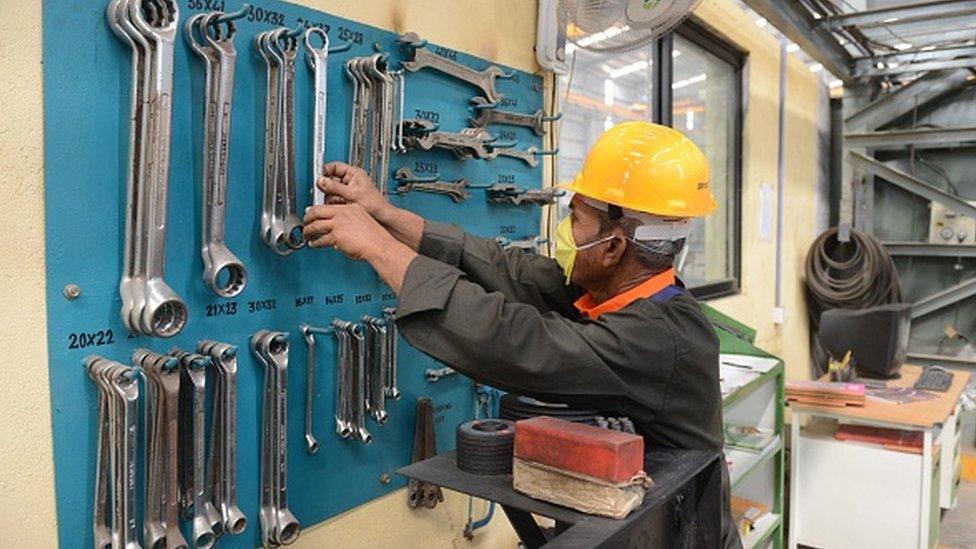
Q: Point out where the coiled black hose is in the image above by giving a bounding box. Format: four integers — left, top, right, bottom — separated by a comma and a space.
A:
805, 227, 903, 372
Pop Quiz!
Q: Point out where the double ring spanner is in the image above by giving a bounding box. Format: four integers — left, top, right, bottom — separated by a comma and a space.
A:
251, 330, 301, 547
109, 0, 187, 337
331, 320, 372, 444
185, 13, 248, 298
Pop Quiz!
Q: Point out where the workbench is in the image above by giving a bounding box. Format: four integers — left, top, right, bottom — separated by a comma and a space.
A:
398, 449, 723, 548
788, 365, 971, 549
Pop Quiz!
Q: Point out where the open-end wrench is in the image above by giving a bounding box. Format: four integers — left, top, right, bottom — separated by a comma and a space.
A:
485, 146, 540, 167
485, 183, 561, 205
187, 14, 247, 298
399, 32, 509, 104
400, 119, 495, 159
393, 168, 471, 203
468, 97, 546, 136
425, 366, 456, 383
130, 0, 187, 338
304, 28, 330, 207
299, 325, 321, 454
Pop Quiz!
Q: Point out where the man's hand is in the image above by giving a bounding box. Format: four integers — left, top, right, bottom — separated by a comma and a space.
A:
303, 203, 394, 261
317, 162, 391, 220
303, 203, 418, 294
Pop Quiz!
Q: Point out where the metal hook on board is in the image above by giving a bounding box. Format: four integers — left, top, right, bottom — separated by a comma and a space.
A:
216, 3, 251, 23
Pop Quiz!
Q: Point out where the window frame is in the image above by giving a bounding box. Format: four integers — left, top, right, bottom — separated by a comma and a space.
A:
656, 20, 745, 301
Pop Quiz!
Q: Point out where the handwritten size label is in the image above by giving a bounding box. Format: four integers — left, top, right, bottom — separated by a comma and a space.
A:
414, 109, 440, 124
433, 402, 454, 424
248, 298, 277, 313
187, 0, 225, 10
337, 26, 364, 45
414, 161, 438, 174
205, 302, 238, 318
294, 296, 315, 308
433, 46, 458, 61
382, 293, 396, 301
323, 294, 345, 305
247, 6, 285, 25
499, 98, 518, 108
497, 129, 517, 141
68, 329, 114, 350
497, 174, 516, 184
296, 18, 330, 32
499, 225, 517, 235
355, 293, 373, 304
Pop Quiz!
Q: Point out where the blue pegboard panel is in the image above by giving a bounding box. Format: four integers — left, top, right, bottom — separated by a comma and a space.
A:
42, 1, 544, 547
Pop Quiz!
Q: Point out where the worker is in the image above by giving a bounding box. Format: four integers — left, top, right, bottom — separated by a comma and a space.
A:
303, 121, 738, 548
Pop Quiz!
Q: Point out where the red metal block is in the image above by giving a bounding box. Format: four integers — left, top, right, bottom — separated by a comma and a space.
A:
513, 416, 644, 484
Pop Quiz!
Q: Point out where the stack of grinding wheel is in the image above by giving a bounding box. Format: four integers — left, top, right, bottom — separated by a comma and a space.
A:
456, 419, 517, 475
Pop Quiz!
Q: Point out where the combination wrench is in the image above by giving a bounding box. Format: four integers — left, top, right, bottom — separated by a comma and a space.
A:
185, 13, 248, 298
398, 32, 511, 104
304, 28, 330, 207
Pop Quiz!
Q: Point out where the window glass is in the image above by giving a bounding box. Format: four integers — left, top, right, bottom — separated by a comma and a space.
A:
671, 34, 738, 291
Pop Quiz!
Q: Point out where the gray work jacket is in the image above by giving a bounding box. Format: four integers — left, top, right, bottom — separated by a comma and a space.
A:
395, 221, 723, 451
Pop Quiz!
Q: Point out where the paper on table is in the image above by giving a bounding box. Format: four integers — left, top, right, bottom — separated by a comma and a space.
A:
721, 365, 760, 397
720, 353, 780, 374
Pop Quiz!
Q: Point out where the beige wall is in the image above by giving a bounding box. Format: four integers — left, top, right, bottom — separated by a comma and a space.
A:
0, 0, 820, 546
692, 0, 821, 382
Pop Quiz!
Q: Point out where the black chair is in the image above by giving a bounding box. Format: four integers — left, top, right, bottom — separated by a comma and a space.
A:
819, 303, 912, 379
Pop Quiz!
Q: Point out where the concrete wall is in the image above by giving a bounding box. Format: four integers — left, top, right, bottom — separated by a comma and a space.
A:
0, 0, 820, 546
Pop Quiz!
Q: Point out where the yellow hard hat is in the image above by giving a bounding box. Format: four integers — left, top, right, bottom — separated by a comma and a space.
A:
561, 121, 715, 218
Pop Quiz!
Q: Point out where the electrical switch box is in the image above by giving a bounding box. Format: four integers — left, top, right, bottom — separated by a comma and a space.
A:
928, 201, 976, 245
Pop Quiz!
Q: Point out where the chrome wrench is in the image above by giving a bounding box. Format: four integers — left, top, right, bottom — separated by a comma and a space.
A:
485, 146, 540, 167
130, 0, 187, 337
256, 30, 281, 251
469, 97, 546, 136
383, 308, 401, 400
85, 357, 113, 549
304, 28, 329, 206
199, 339, 247, 536
331, 322, 354, 439
109, 361, 141, 549
362, 316, 389, 424
299, 325, 321, 454
346, 322, 372, 444
187, 14, 247, 297
399, 32, 509, 104
278, 33, 305, 251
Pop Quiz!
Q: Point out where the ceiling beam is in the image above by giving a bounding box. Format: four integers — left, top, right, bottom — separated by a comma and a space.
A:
844, 68, 973, 130
828, 0, 976, 30
884, 242, 976, 257
847, 151, 976, 219
742, 0, 854, 83
844, 127, 976, 149
858, 57, 976, 77
854, 45, 976, 69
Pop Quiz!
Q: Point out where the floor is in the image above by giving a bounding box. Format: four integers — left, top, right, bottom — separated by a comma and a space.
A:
938, 481, 976, 549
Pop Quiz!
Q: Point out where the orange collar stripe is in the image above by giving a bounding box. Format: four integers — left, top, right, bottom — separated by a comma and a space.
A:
574, 268, 677, 319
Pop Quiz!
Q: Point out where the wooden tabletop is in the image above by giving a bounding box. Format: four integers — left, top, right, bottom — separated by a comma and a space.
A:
789, 365, 971, 428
